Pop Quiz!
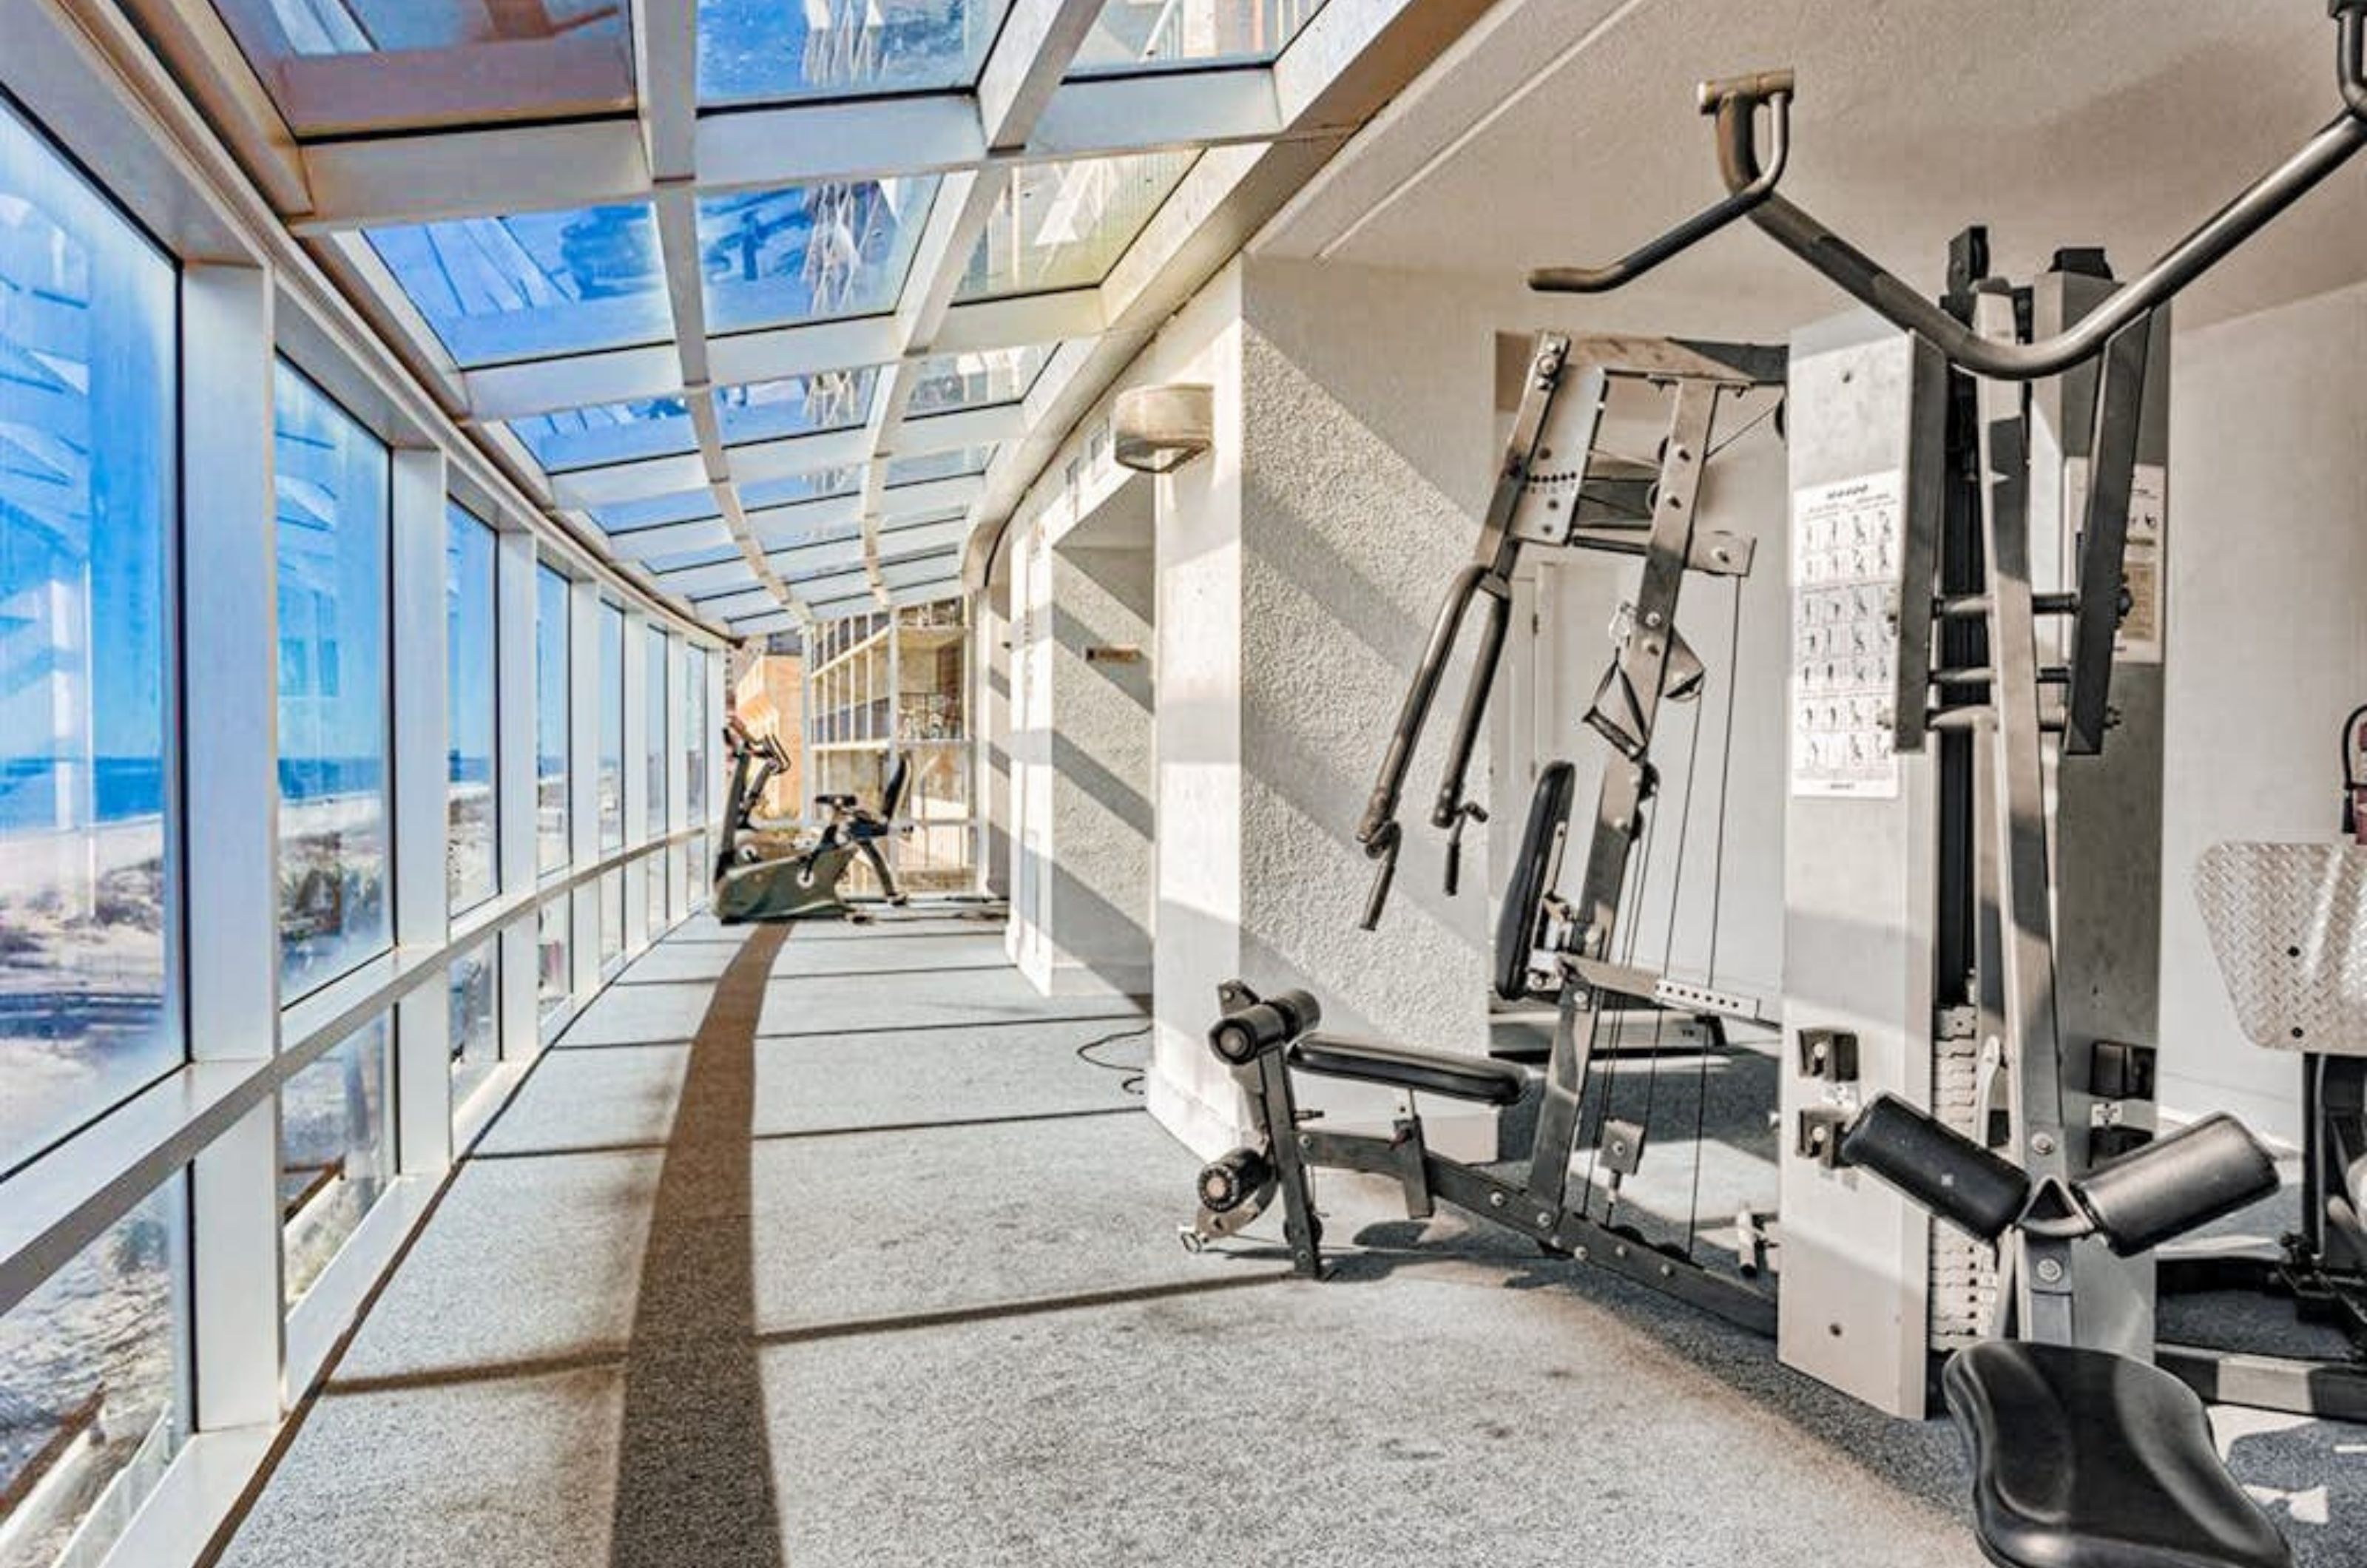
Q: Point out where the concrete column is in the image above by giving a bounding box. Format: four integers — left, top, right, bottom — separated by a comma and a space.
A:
1011, 484, 1158, 998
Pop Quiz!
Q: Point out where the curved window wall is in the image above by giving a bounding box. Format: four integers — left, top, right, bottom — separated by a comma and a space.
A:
0, 79, 731, 1568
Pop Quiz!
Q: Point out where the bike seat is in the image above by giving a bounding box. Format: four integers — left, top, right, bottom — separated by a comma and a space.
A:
1942, 1340, 2291, 1568
1288, 1034, 1531, 1106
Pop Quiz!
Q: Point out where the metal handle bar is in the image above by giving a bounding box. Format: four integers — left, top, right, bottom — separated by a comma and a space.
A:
1709, 6, 2367, 380
1528, 74, 1794, 294
1355, 561, 1511, 928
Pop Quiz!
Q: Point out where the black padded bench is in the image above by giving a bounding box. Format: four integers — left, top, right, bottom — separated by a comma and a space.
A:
1288, 1033, 1531, 1107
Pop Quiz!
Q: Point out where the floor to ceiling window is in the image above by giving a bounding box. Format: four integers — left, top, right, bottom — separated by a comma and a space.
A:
0, 95, 189, 1562
683, 646, 711, 907
273, 362, 393, 998
536, 563, 570, 873
645, 624, 671, 930
446, 505, 499, 913
0, 97, 181, 1177
598, 601, 625, 854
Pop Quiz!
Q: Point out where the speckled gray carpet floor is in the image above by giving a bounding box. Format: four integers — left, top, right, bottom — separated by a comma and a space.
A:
209, 914, 2366, 1567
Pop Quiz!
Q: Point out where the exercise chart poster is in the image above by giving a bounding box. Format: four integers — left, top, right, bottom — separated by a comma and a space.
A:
1791, 470, 1905, 800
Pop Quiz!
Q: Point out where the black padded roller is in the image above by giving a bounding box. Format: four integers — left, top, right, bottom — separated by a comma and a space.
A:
1841, 1093, 2031, 1241
2073, 1113, 2279, 1257
1206, 987, 1322, 1065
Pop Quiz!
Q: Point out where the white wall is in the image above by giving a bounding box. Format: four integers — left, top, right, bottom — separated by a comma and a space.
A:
2159, 280, 2367, 1142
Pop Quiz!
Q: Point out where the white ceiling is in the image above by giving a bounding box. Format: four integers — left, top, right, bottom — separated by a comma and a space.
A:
1260, 0, 2366, 333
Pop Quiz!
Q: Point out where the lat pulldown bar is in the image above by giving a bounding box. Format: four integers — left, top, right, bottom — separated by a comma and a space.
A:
1532, 4, 2367, 376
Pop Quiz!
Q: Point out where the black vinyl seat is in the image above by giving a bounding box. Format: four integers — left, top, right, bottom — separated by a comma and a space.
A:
1288, 1033, 1531, 1106
1942, 1341, 2292, 1568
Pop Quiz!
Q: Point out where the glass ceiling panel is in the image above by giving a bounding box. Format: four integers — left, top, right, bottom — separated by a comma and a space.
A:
698, 178, 939, 335
208, 0, 635, 135
741, 466, 862, 510
885, 445, 993, 487
718, 366, 878, 447
367, 204, 669, 368
648, 543, 749, 574
956, 153, 1195, 302
511, 395, 696, 474
1068, 0, 1326, 74
695, 0, 1007, 106
907, 345, 1053, 418
592, 486, 721, 534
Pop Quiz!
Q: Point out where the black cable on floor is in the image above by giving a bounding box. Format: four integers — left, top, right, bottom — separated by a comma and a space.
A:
1076, 1023, 1152, 1097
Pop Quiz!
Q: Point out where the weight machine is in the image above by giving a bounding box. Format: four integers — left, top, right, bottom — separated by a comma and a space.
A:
1191, 334, 1785, 1331
1186, 7, 2367, 1567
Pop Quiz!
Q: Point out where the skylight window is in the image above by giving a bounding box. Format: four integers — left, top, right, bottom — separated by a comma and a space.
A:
591, 487, 722, 535
885, 445, 994, 487
695, 0, 1010, 106
511, 396, 697, 474
718, 367, 879, 445
1067, 0, 1327, 73
907, 345, 1053, 417
697, 178, 939, 334
742, 467, 863, 510
207, 0, 635, 135
367, 204, 670, 367
956, 154, 1195, 302
647, 543, 749, 575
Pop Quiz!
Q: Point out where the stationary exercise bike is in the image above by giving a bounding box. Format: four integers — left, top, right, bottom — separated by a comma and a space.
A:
713, 717, 912, 922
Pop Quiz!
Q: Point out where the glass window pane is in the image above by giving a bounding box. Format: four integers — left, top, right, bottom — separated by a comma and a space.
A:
1070, 0, 1326, 72
0, 1175, 185, 1568
956, 153, 1196, 301
740, 467, 861, 510
908, 345, 1052, 417
683, 832, 709, 912
280, 1016, 393, 1307
275, 363, 393, 1001
645, 627, 669, 837
717, 368, 876, 447
0, 101, 180, 1174
593, 487, 721, 535
698, 178, 938, 334
446, 506, 499, 914
649, 543, 749, 575
885, 445, 993, 487
203, 0, 634, 136
600, 869, 624, 966
536, 566, 570, 872
684, 651, 710, 823
696, 0, 1007, 104
510, 396, 697, 476
599, 604, 625, 851
537, 902, 570, 1019
448, 937, 499, 1107
366, 206, 669, 368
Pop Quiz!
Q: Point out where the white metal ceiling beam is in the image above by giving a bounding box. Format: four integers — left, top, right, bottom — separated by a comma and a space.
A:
291, 72, 1291, 234
457, 292, 1101, 422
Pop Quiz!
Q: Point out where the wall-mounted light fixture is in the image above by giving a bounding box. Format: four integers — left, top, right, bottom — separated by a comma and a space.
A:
1113, 383, 1215, 474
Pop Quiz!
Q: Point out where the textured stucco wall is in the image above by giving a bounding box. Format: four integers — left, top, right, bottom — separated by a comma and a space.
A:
1041, 538, 1156, 993
2158, 280, 2367, 1141
1235, 260, 1497, 1064
976, 563, 1012, 899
